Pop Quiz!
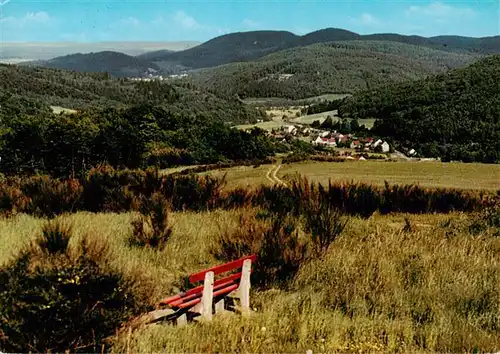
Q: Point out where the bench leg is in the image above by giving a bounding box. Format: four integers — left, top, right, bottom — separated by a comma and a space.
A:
239, 259, 251, 316
215, 298, 225, 314
177, 313, 187, 326
201, 271, 214, 321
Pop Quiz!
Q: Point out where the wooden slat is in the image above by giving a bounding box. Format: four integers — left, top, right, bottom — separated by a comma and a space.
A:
159, 272, 244, 306
168, 279, 236, 307
177, 283, 239, 310
189, 255, 257, 283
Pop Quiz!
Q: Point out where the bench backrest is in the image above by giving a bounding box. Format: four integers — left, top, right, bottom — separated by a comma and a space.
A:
189, 254, 257, 283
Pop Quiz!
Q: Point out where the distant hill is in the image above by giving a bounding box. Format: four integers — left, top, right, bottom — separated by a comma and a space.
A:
338, 55, 500, 163
188, 40, 482, 99
0, 64, 264, 125
0, 41, 201, 61
22, 51, 161, 77
143, 28, 500, 71
145, 30, 298, 71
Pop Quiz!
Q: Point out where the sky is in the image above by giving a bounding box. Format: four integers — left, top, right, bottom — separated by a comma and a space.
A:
0, 0, 499, 43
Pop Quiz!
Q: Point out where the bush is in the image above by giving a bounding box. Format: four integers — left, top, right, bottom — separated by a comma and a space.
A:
214, 211, 308, 289
129, 192, 173, 251
20, 176, 82, 217
303, 203, 349, 256
0, 221, 145, 353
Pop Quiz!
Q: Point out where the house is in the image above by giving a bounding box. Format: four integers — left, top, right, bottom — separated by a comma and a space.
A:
372, 139, 383, 149
320, 131, 330, 138
350, 140, 361, 149
282, 125, 297, 135
314, 136, 336, 147
313, 136, 324, 145
408, 149, 417, 156
381, 141, 390, 153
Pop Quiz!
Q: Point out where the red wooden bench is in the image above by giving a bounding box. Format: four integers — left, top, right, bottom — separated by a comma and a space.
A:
157, 254, 256, 325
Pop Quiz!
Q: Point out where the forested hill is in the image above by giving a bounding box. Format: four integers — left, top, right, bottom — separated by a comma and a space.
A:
24, 51, 160, 78
188, 41, 482, 99
338, 55, 500, 163
142, 28, 500, 71
0, 64, 265, 125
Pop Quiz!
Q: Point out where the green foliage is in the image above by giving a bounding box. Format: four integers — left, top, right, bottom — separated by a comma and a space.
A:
0, 64, 265, 125
0, 222, 145, 353
188, 40, 481, 99
339, 55, 500, 163
0, 102, 276, 177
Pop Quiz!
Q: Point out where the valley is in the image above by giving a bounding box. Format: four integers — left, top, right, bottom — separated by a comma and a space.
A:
1, 20, 500, 354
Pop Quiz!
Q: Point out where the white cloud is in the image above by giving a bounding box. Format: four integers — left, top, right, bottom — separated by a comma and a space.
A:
0, 0, 12, 6
241, 18, 260, 29
350, 13, 382, 27
0, 11, 50, 27
173, 10, 200, 30
110, 16, 141, 30
406, 2, 476, 19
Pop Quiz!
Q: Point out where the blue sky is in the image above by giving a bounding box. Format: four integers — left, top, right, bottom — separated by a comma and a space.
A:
1, 0, 499, 42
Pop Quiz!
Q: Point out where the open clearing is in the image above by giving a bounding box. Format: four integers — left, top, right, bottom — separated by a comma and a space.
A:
202, 160, 500, 191
50, 106, 77, 114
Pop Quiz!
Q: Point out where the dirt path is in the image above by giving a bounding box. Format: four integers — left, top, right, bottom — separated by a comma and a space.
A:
266, 163, 287, 187
265, 164, 276, 184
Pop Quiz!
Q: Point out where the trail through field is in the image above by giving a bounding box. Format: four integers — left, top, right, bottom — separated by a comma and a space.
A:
266, 164, 287, 187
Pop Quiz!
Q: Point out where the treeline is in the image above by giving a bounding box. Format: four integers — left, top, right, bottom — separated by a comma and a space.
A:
300, 98, 343, 115
0, 104, 277, 177
0, 166, 495, 218
339, 55, 500, 163
189, 41, 480, 99
0, 64, 265, 125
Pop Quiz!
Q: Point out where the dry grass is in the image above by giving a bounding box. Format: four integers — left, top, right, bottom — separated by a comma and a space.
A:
99, 211, 499, 353
279, 161, 500, 190
199, 164, 275, 190
1, 209, 499, 352
203, 161, 500, 191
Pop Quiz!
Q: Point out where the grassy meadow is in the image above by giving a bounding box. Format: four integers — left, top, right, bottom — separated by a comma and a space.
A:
1, 210, 499, 352
201, 160, 500, 191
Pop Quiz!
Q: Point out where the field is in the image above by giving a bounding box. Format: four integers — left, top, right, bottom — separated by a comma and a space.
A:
202, 161, 500, 191
1, 208, 499, 352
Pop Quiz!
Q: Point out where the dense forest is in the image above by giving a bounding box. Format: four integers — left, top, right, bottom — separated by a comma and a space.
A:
188, 41, 481, 99
0, 64, 265, 125
338, 55, 500, 163
24, 51, 161, 78
140, 28, 500, 71
0, 65, 288, 176
0, 103, 280, 177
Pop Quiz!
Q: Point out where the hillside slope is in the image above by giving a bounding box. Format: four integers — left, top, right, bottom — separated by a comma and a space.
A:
23, 51, 160, 77
144, 28, 500, 71
0, 64, 264, 124
188, 41, 482, 99
338, 55, 500, 163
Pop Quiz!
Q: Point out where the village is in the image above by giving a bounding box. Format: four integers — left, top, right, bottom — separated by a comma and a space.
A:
264, 122, 416, 160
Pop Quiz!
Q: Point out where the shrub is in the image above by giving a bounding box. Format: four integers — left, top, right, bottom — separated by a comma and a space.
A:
0, 183, 28, 216
303, 203, 349, 256
214, 211, 308, 289
129, 192, 173, 251
0, 221, 145, 353
37, 220, 72, 255
469, 197, 500, 235
20, 176, 82, 217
